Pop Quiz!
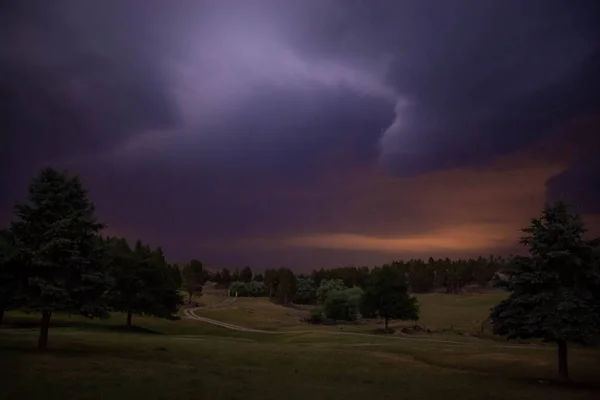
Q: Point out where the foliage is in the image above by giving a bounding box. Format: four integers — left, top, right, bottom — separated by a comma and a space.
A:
489, 201, 600, 382
362, 265, 419, 329
323, 287, 363, 321
228, 281, 266, 297
9, 168, 112, 349
311, 266, 370, 288
221, 268, 232, 287
263, 268, 296, 304
316, 278, 346, 304
182, 259, 204, 303
310, 257, 505, 294
106, 237, 182, 327
294, 276, 317, 304
0, 229, 21, 324
240, 266, 253, 282
308, 307, 324, 324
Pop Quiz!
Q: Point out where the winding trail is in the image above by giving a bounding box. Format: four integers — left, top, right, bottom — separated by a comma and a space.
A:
182, 299, 544, 349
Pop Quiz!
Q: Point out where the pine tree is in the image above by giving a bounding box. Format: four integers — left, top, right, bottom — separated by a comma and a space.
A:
107, 238, 182, 326
240, 266, 253, 283
489, 201, 600, 382
182, 259, 204, 304
10, 168, 112, 349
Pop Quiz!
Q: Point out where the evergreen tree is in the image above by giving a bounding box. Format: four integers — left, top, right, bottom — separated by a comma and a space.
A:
362, 265, 419, 331
10, 168, 112, 349
275, 268, 295, 304
240, 266, 253, 283
489, 201, 600, 382
221, 268, 232, 287
107, 238, 182, 326
182, 259, 204, 304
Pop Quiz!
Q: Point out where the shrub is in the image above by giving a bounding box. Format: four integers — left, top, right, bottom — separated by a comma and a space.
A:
323, 287, 364, 321
308, 307, 324, 324
228, 281, 266, 297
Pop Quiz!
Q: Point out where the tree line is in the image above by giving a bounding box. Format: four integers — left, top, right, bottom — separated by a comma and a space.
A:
206, 256, 506, 305
0, 168, 207, 349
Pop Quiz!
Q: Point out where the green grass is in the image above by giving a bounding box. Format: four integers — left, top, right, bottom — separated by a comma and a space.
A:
410, 292, 507, 331
193, 291, 507, 335
2, 291, 599, 399
197, 296, 306, 330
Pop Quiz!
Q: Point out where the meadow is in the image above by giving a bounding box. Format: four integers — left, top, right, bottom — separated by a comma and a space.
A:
2, 291, 600, 400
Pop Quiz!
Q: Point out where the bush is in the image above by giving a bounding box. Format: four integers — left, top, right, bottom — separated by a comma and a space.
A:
229, 281, 266, 297
316, 279, 346, 304
308, 307, 324, 324
323, 287, 363, 321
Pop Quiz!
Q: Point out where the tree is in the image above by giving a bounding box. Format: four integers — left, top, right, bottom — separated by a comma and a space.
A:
221, 268, 232, 287
10, 168, 112, 349
275, 268, 295, 304
0, 229, 20, 325
264, 269, 276, 298
107, 238, 182, 327
254, 273, 264, 282
489, 201, 600, 383
323, 287, 364, 321
182, 259, 204, 304
240, 266, 253, 282
316, 278, 346, 304
294, 276, 317, 304
362, 265, 419, 331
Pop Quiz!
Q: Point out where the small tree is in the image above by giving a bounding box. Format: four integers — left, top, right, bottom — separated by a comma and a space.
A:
107, 238, 182, 327
324, 287, 364, 321
275, 268, 295, 304
240, 266, 253, 282
10, 168, 112, 349
182, 259, 204, 304
316, 278, 346, 304
489, 201, 600, 383
362, 265, 419, 331
294, 276, 317, 304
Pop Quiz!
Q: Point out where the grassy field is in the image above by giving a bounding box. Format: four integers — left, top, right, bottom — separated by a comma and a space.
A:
194, 291, 507, 334
2, 291, 600, 399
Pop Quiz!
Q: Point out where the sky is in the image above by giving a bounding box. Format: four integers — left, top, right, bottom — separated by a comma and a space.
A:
1, 0, 599, 270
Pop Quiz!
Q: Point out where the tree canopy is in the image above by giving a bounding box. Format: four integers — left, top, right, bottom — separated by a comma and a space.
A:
9, 168, 112, 349
489, 201, 600, 382
106, 237, 182, 326
182, 259, 204, 304
362, 265, 419, 330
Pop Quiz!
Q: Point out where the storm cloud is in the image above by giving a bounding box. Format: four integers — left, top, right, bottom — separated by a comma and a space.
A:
2, 0, 599, 269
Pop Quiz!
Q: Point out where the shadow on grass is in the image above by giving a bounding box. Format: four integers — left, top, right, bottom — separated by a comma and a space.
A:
3, 317, 163, 335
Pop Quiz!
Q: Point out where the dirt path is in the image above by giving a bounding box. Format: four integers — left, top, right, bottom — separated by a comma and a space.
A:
182, 302, 543, 349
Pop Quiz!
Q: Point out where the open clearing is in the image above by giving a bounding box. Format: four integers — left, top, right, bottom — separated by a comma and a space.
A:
2, 292, 600, 400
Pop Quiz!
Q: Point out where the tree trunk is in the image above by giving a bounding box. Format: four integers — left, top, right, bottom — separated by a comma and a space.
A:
126, 309, 133, 327
384, 317, 389, 332
0, 307, 5, 325
188, 292, 192, 304
558, 340, 568, 383
38, 311, 52, 350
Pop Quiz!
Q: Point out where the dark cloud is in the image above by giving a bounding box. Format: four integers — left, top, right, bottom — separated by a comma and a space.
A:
546, 155, 600, 214
2, 0, 599, 267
